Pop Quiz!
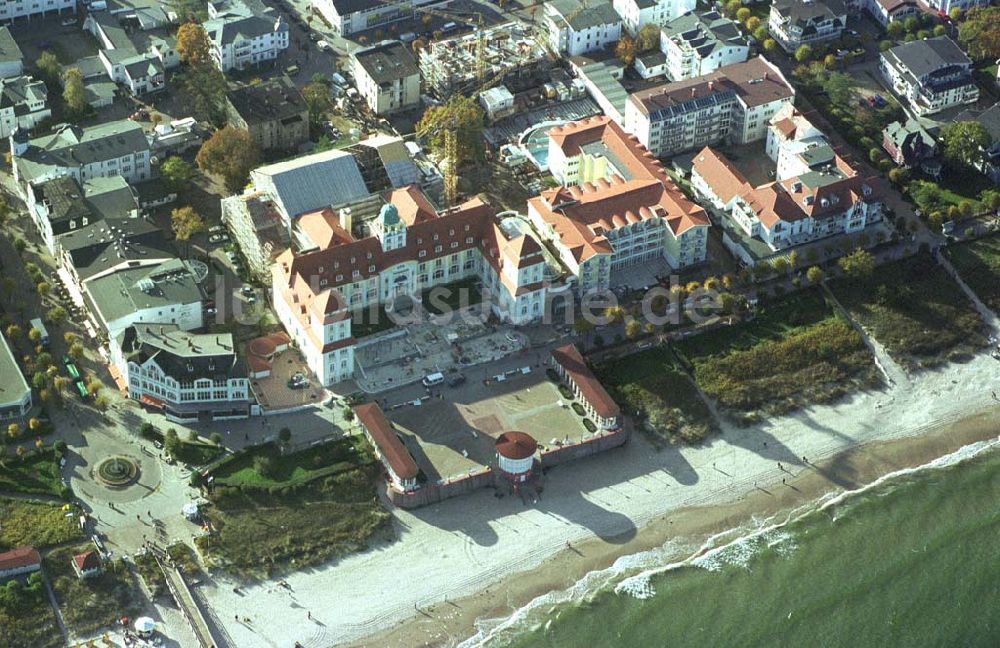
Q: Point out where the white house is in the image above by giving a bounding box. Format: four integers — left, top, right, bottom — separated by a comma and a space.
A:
10, 119, 151, 197
612, 0, 696, 35
659, 10, 748, 81
0, 547, 41, 581
312, 0, 443, 37
921, 0, 990, 14
544, 0, 622, 57
863, 0, 920, 27
768, 0, 846, 53
880, 37, 979, 116
112, 324, 252, 422
204, 9, 289, 72
350, 40, 421, 115
0, 75, 49, 138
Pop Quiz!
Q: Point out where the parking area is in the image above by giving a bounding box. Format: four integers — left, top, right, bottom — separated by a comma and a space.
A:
387, 370, 591, 482
354, 310, 529, 392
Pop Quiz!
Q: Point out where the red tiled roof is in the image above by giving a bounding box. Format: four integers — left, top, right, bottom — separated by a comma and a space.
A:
386, 185, 438, 225
495, 431, 538, 460
551, 344, 620, 419
298, 208, 355, 250
0, 546, 41, 572
692, 146, 750, 205
353, 403, 419, 480
73, 551, 101, 572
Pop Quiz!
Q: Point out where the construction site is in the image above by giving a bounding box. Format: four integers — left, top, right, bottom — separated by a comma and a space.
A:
419, 21, 553, 98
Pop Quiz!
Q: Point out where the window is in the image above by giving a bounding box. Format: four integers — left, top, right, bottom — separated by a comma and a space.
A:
336, 274, 343, 282
418, 250, 426, 258
450, 241, 458, 249
434, 245, 442, 253
369, 265, 375, 272
465, 236, 473, 243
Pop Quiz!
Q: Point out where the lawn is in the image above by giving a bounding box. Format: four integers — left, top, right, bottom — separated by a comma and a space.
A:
0, 498, 82, 551
829, 254, 987, 369
0, 450, 64, 497
46, 545, 143, 637
209, 436, 373, 489
0, 573, 63, 648
350, 304, 399, 339
675, 289, 879, 417
948, 233, 1000, 312
196, 464, 390, 576
133, 551, 167, 598
595, 347, 715, 445
422, 277, 482, 315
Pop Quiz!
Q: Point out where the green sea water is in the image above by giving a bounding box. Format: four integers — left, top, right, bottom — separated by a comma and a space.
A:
483, 441, 1000, 648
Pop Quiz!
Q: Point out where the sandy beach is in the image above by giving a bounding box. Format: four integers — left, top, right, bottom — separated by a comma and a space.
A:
198, 348, 1000, 648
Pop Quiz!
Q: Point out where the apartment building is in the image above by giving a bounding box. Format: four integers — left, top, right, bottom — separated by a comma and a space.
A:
612, 0, 696, 35
880, 37, 979, 116
112, 324, 252, 422
624, 56, 794, 158
921, 0, 990, 14
882, 118, 940, 176
529, 116, 709, 293
544, 0, 622, 57
691, 107, 882, 261
351, 40, 420, 115
10, 119, 151, 196
272, 187, 548, 385
0, 75, 49, 138
0, 0, 75, 24
863, 0, 920, 26
660, 10, 748, 81
767, 0, 846, 53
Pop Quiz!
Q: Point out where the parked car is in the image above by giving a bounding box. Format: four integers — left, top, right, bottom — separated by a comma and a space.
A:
317, 40, 332, 51
208, 225, 225, 233
209, 233, 229, 244
447, 374, 466, 388
309, 32, 321, 42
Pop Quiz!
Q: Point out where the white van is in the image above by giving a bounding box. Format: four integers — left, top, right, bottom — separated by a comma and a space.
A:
422, 372, 445, 387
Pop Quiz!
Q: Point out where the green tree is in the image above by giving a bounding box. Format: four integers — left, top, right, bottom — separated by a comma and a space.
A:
736, 7, 751, 23
979, 189, 1000, 211
160, 156, 194, 191
175, 23, 227, 122
948, 7, 962, 21
636, 24, 660, 52
746, 16, 761, 32
887, 21, 905, 40
416, 94, 485, 168
170, 205, 205, 246
958, 6, 1000, 62
838, 249, 874, 280
624, 319, 642, 339
879, 39, 893, 52
763, 38, 777, 53
903, 16, 920, 33
300, 82, 331, 126
35, 51, 61, 84
806, 265, 825, 285
614, 35, 637, 66
176, 22, 213, 67
794, 44, 813, 63
164, 428, 181, 456
825, 72, 854, 105
68, 342, 84, 360
724, 0, 742, 17
940, 121, 992, 168
195, 126, 261, 192
62, 67, 88, 117
603, 305, 626, 325
46, 306, 66, 325
168, 0, 208, 21
753, 25, 768, 42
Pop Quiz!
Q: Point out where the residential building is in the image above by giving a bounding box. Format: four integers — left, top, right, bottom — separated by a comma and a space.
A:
84, 258, 206, 340
691, 107, 882, 262
767, 0, 846, 53
624, 56, 795, 158
0, 75, 49, 138
26, 174, 139, 256
530, 116, 709, 293
204, 7, 289, 72
272, 187, 548, 385
880, 37, 979, 116
353, 402, 420, 493
351, 40, 420, 115
0, 26, 23, 78
87, 11, 167, 96
0, 332, 32, 424
225, 76, 309, 153
105, 0, 178, 30
921, 0, 990, 14
955, 103, 1000, 184
612, 0, 697, 35
660, 10, 748, 81
571, 57, 629, 124
882, 119, 941, 177
313, 0, 411, 37
635, 50, 667, 79
0, 547, 41, 581
550, 344, 622, 430
10, 119, 151, 197
72, 551, 103, 579
0, 0, 75, 25
112, 323, 252, 421
863, 0, 920, 26
544, 0, 622, 57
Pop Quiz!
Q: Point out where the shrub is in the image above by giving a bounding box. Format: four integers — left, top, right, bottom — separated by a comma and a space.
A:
571, 402, 586, 416
582, 419, 597, 433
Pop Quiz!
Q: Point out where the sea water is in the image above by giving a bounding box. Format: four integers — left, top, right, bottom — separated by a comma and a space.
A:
467, 438, 1000, 648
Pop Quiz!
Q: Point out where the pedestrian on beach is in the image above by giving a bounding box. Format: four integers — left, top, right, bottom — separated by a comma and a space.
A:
307, 611, 311, 620
777, 462, 782, 471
